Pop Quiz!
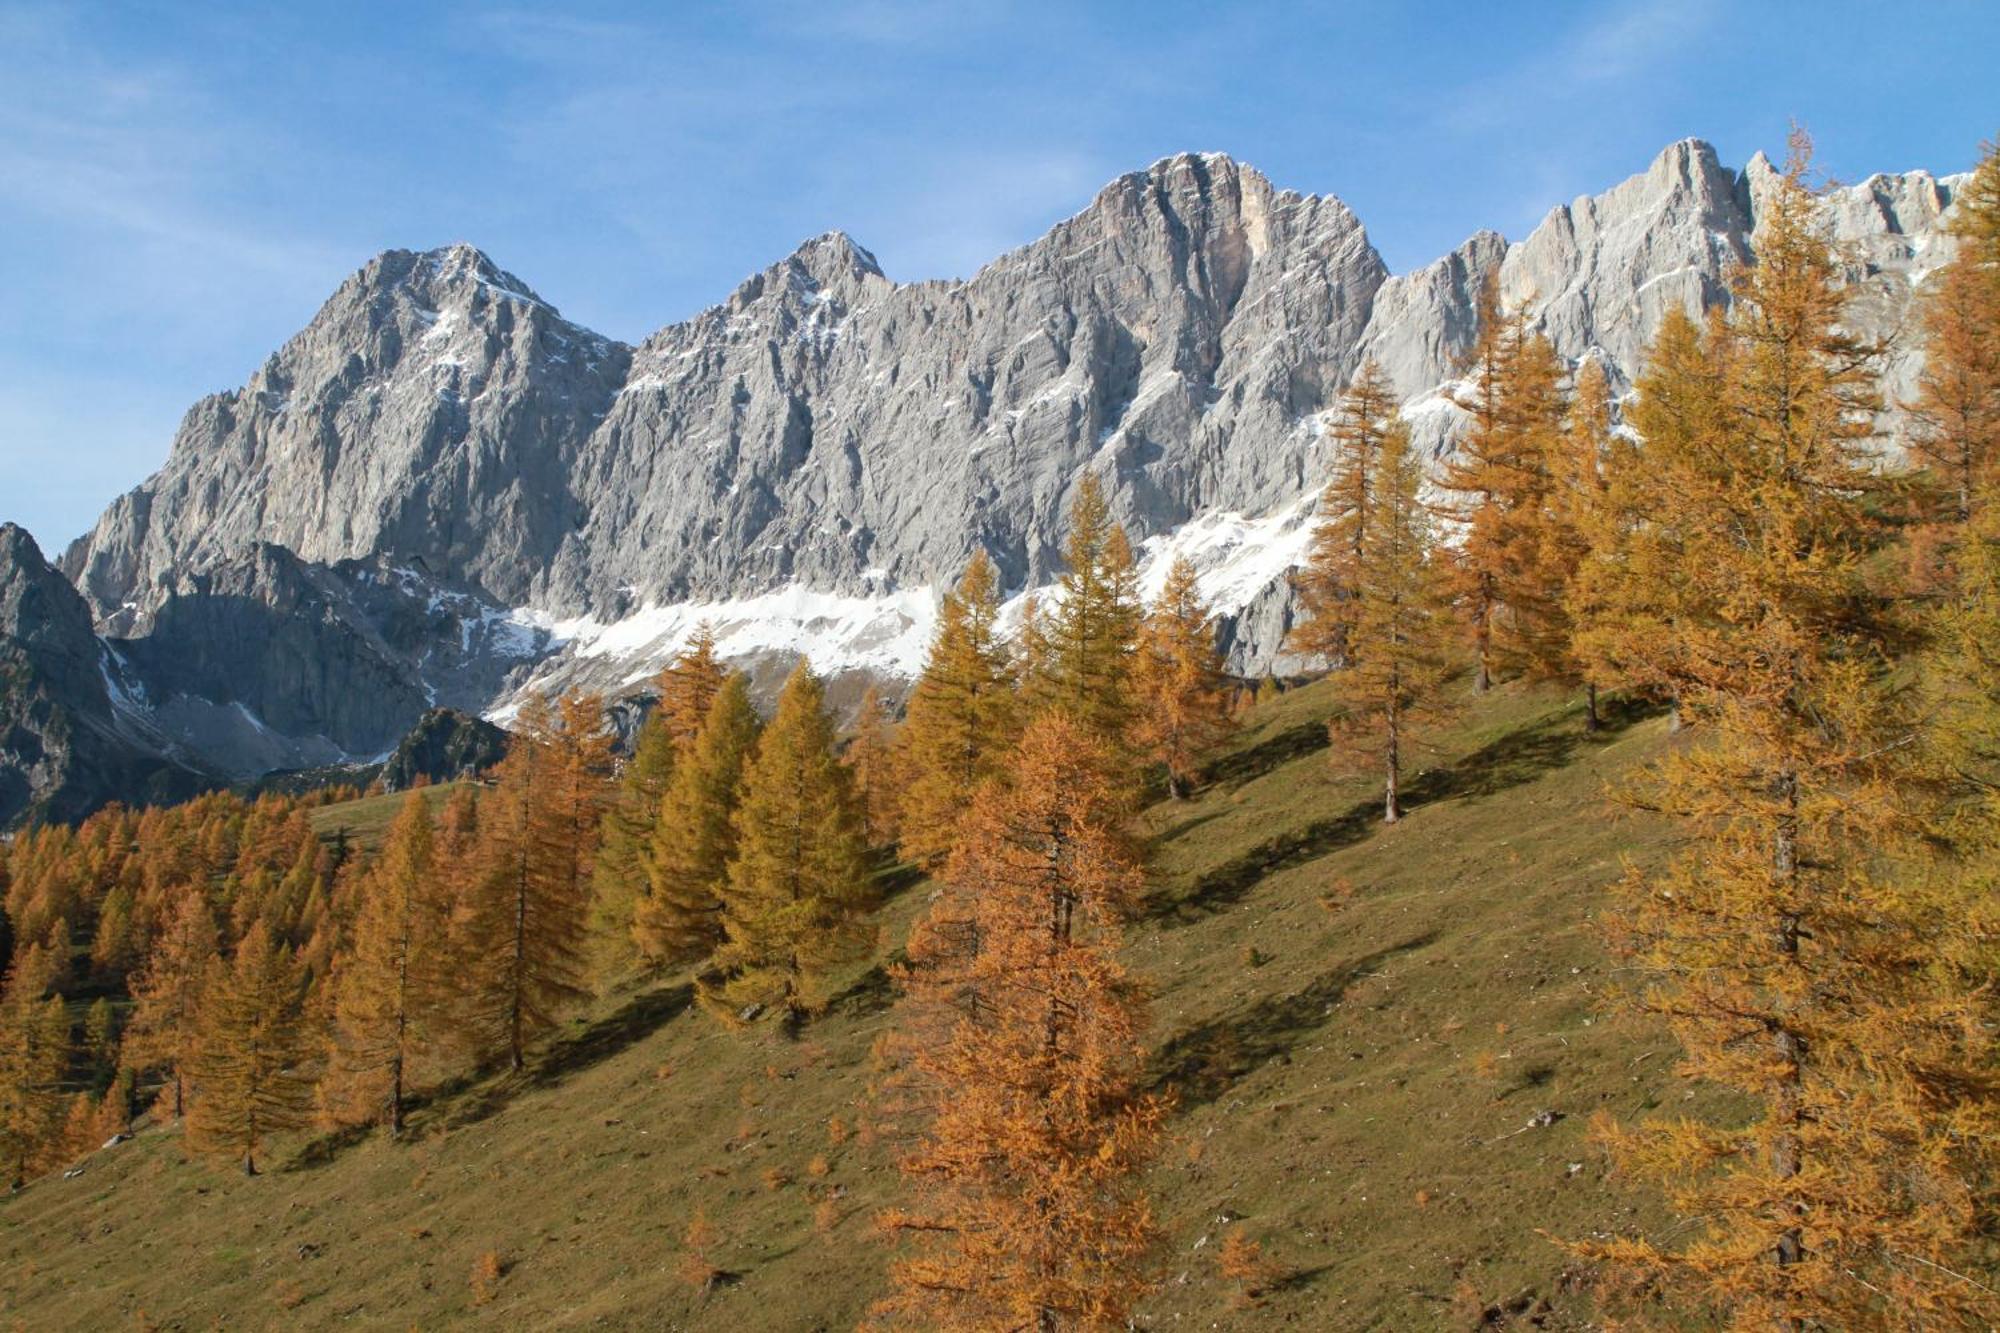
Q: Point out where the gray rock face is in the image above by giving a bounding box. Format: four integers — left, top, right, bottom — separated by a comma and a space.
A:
65, 246, 632, 631
0, 524, 210, 825
28, 138, 1967, 802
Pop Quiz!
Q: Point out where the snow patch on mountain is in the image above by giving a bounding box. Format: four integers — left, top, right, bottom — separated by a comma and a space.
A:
1135, 499, 1321, 609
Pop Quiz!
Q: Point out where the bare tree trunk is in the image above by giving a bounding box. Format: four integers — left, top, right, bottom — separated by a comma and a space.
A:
1584, 681, 1600, 732
1384, 705, 1401, 824
1769, 765, 1805, 1325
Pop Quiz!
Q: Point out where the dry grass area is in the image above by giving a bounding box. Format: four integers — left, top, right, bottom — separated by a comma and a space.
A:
0, 679, 1713, 1330
306, 782, 465, 857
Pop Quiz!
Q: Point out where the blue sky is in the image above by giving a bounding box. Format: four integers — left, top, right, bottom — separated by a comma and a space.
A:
3, 0, 1997, 553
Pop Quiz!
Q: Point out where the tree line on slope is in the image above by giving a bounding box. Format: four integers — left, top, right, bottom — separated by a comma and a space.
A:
2, 126, 1998, 1330
0, 464, 1238, 1189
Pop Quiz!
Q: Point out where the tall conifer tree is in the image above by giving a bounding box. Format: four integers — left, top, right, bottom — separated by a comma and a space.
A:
1541, 356, 1615, 727
459, 695, 601, 1070
591, 703, 678, 959
122, 889, 219, 1119
876, 714, 1163, 1330
327, 792, 451, 1133
632, 675, 761, 965
896, 549, 1015, 868
1024, 475, 1142, 750
1579, 134, 2000, 1327
1132, 556, 1234, 799
1317, 412, 1458, 822
1909, 142, 2000, 524
1571, 307, 1731, 729
657, 624, 728, 748
188, 923, 312, 1175
0, 945, 68, 1190
1292, 359, 1401, 665
1433, 276, 1568, 690
702, 661, 874, 1030
843, 684, 901, 850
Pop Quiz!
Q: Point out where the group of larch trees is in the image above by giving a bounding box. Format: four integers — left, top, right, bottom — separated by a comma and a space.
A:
1284, 130, 2000, 1326
3, 124, 1997, 1332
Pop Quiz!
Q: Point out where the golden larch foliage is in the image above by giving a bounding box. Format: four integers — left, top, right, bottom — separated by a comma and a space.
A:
1575, 132, 2000, 1328
187, 923, 313, 1175
1311, 406, 1459, 822
1432, 274, 1569, 691
1291, 358, 1402, 665
843, 683, 902, 849
895, 549, 1015, 869
121, 888, 219, 1120
1132, 555, 1234, 799
873, 713, 1164, 1331
1023, 474, 1143, 756
325, 791, 453, 1133
1909, 140, 2000, 523
702, 660, 875, 1030
632, 673, 761, 965
590, 695, 679, 966
656, 622, 728, 748
0, 944, 68, 1189
458, 693, 611, 1070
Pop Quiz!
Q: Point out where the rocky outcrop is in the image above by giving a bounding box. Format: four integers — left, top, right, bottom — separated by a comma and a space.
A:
379, 708, 508, 791
24, 138, 1967, 806
0, 524, 210, 826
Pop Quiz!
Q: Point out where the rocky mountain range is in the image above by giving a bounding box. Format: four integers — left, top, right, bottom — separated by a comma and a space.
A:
0, 138, 1966, 825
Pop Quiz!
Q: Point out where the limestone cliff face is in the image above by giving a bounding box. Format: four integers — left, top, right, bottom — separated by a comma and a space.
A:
0, 524, 209, 826
20, 139, 1965, 807
65, 245, 632, 632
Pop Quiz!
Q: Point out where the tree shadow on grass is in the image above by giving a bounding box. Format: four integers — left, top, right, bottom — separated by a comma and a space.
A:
1149, 933, 1437, 1108
293, 983, 698, 1166
827, 956, 899, 1021
1145, 698, 1657, 924
1200, 720, 1332, 791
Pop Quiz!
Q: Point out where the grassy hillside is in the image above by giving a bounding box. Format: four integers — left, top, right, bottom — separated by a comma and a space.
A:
0, 680, 1708, 1331
307, 782, 466, 857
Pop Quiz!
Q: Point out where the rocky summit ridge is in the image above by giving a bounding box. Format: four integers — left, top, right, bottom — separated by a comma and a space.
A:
0, 139, 1968, 823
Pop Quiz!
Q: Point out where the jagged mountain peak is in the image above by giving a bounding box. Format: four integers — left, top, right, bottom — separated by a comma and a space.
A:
723, 228, 891, 314
23, 137, 1962, 824
787, 230, 884, 281
1068, 148, 1351, 251
342, 242, 554, 313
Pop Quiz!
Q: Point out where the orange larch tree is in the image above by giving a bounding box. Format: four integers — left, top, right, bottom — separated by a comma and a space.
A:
326, 791, 453, 1133
896, 549, 1015, 869
843, 683, 902, 850
1315, 408, 1459, 821
1577, 133, 2000, 1328
1132, 555, 1234, 799
1908, 141, 2000, 524
1023, 474, 1142, 752
632, 674, 761, 966
1291, 358, 1401, 665
702, 660, 874, 1031
187, 922, 313, 1175
459, 694, 606, 1070
1432, 275, 1568, 691
874, 713, 1164, 1331
122, 888, 220, 1119
657, 623, 728, 748
0, 943, 69, 1190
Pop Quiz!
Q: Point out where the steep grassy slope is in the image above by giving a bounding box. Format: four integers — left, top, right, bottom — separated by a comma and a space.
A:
306, 781, 466, 857
0, 680, 1706, 1331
